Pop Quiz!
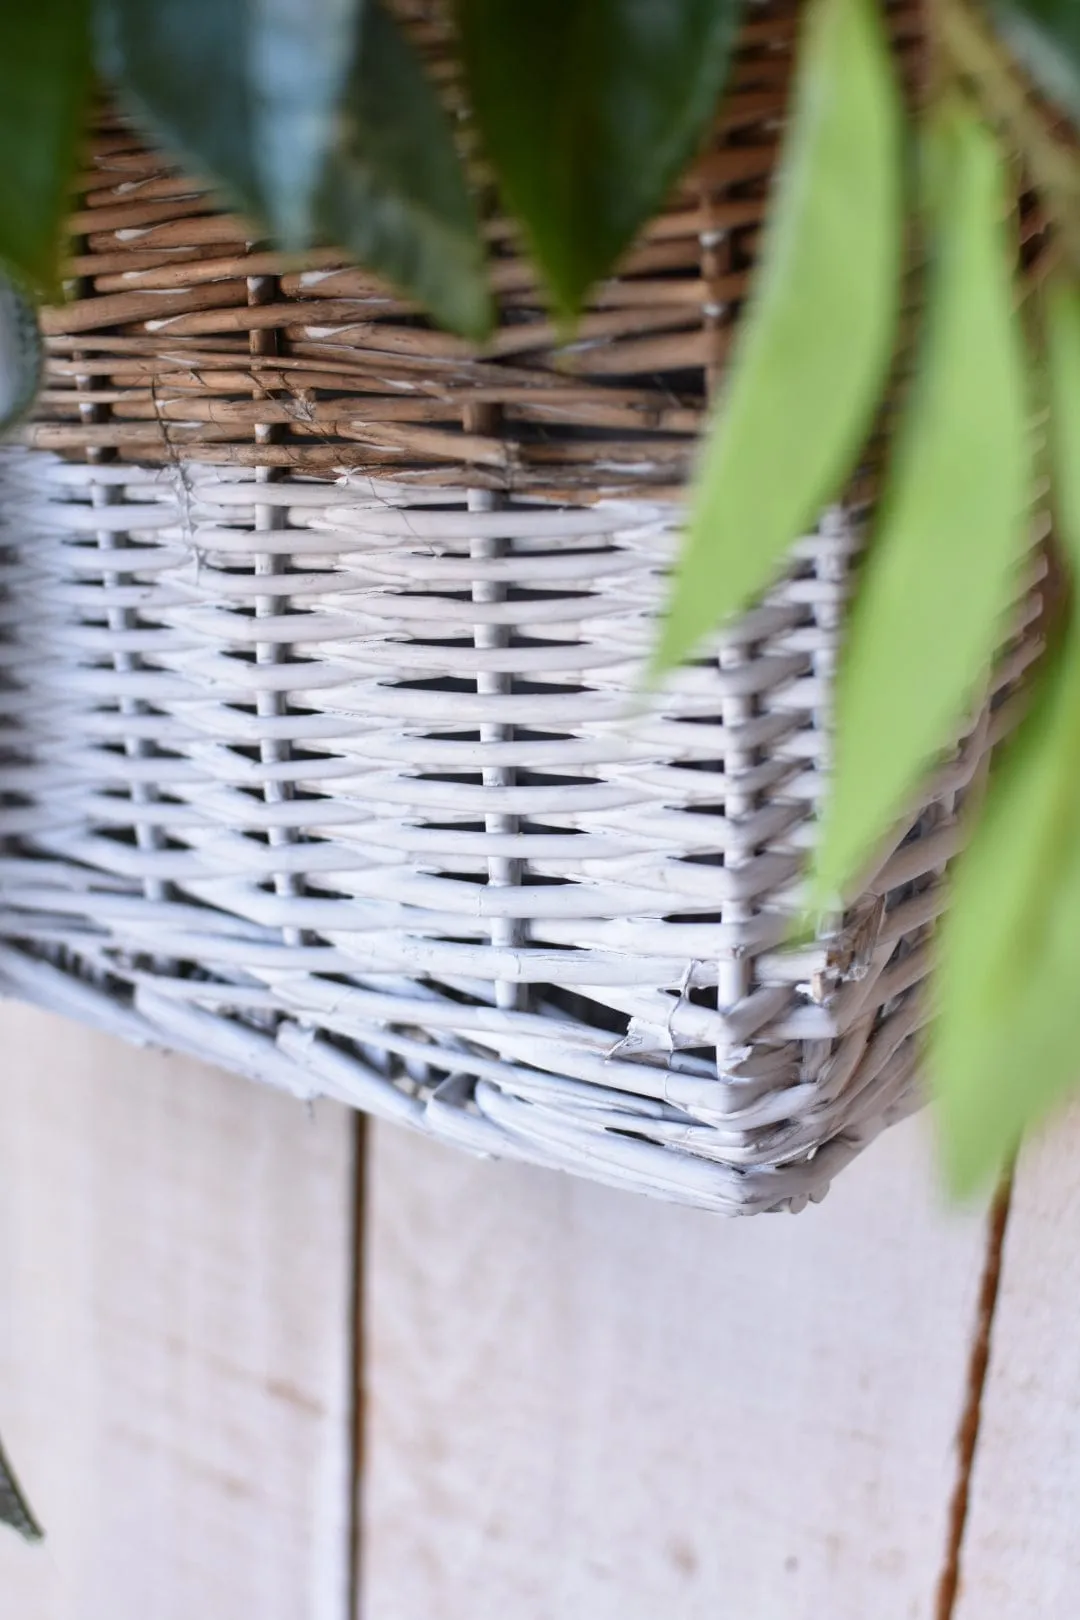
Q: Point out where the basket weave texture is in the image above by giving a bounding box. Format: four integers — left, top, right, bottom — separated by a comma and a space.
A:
0, 1, 1041, 1213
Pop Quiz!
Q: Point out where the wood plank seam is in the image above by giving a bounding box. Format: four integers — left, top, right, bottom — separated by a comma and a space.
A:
349, 1115, 369, 1620
934, 1177, 1014, 1620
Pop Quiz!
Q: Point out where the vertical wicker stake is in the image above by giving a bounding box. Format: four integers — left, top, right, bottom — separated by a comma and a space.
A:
248, 268, 305, 953
464, 401, 526, 1013
698, 185, 753, 1071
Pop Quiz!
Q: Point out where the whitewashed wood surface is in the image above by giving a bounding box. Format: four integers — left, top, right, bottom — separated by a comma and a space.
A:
954, 1102, 1080, 1620
4, 998, 1079, 1618
362, 1116, 991, 1620
0, 1003, 355, 1620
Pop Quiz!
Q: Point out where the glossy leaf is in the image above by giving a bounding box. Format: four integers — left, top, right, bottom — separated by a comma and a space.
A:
0, 274, 43, 434
98, 0, 489, 338
654, 0, 901, 674
457, 0, 743, 319
994, 0, 1080, 125
812, 101, 1030, 906
1044, 278, 1080, 574
933, 627, 1080, 1195
98, 0, 363, 243
0, 2, 91, 294
248, 0, 364, 248
317, 0, 492, 340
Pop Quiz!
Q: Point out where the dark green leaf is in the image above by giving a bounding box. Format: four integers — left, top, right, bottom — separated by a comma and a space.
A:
456, 0, 743, 319
0, 274, 43, 433
655, 0, 901, 673
994, 0, 1080, 125
812, 100, 1030, 907
98, 0, 364, 245
100, 0, 490, 338
247, 0, 365, 247
0, 2, 91, 294
1045, 277, 1080, 574
317, 0, 492, 340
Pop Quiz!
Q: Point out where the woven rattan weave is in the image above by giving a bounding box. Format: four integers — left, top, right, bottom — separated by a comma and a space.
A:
0, 1, 1041, 1212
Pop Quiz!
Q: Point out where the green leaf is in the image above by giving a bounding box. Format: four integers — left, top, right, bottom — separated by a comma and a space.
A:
812, 100, 1031, 907
100, 0, 490, 339
0, 2, 91, 295
0, 274, 43, 433
933, 629, 1080, 1195
98, 0, 364, 245
994, 0, 1080, 125
247, 0, 366, 248
456, 0, 743, 320
317, 0, 492, 340
932, 275, 1080, 1194
1045, 278, 1080, 573
654, 0, 901, 674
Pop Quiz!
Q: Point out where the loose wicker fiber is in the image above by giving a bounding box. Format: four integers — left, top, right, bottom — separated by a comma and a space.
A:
0, 1, 1042, 1212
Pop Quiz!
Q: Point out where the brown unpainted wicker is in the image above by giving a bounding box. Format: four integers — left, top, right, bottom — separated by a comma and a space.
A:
29, 1, 923, 494
0, 0, 1042, 1214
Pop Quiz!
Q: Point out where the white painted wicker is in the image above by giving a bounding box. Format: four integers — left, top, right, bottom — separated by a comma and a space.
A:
0, 448, 1042, 1212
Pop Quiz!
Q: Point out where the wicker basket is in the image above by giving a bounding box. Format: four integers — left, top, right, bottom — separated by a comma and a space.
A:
0, 1, 1043, 1213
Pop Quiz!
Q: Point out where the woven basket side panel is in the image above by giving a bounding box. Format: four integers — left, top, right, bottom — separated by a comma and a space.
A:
0, 451, 1040, 1212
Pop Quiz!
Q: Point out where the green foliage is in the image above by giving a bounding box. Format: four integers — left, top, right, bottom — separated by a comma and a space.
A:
317, 0, 492, 340
0, 2, 91, 296
933, 281, 1080, 1194
0, 275, 43, 434
98, 1, 265, 218
655, 0, 901, 675
99, 0, 363, 242
455, 0, 742, 321
995, 0, 1080, 123
813, 98, 1030, 907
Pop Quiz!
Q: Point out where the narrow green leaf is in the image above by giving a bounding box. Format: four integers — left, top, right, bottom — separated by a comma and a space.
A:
98, 0, 261, 216
933, 274, 1080, 1193
994, 0, 1080, 126
812, 101, 1031, 906
317, 0, 492, 340
98, 0, 364, 245
0, 275, 43, 433
0, 2, 91, 295
456, 0, 743, 320
654, 0, 901, 674
1044, 278, 1080, 572
933, 629, 1080, 1194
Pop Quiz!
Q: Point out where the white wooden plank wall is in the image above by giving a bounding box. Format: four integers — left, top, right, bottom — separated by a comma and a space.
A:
0, 1003, 355, 1620
4, 999, 1080, 1618
361, 1116, 992, 1620
954, 1104, 1080, 1620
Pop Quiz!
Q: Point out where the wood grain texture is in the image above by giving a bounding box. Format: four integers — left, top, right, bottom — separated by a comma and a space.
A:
954, 1103, 1080, 1620
362, 1115, 991, 1620
0, 1002, 355, 1620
